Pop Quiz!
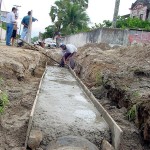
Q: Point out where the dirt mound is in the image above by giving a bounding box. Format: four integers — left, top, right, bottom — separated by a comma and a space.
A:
0, 46, 46, 80
79, 43, 111, 51
0, 46, 46, 149
75, 44, 150, 149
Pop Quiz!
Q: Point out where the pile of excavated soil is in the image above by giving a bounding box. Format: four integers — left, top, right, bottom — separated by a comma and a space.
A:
79, 43, 111, 51
0, 46, 46, 150
74, 43, 150, 150
40, 43, 150, 149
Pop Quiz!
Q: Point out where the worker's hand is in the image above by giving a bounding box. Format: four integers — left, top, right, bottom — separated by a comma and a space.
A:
66, 57, 71, 61
64, 61, 67, 65
66, 58, 69, 61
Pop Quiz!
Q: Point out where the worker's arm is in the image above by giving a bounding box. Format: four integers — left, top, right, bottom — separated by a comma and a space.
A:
22, 23, 28, 28
66, 52, 76, 61
32, 17, 38, 22
63, 56, 66, 64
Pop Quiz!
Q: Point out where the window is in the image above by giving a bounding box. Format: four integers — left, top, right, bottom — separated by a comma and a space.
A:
140, 14, 143, 20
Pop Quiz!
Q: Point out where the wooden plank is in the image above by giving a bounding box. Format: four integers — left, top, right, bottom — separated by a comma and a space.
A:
68, 67, 123, 150
24, 65, 47, 148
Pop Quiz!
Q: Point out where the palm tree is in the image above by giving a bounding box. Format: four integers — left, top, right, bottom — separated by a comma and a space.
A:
50, 0, 89, 35
61, 2, 89, 34
112, 0, 120, 28
71, 0, 88, 8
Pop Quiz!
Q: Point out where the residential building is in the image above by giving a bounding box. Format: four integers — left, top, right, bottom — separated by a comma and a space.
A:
130, 0, 150, 20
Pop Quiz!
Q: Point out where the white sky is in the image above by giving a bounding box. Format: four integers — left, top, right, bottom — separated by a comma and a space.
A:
2, 0, 136, 37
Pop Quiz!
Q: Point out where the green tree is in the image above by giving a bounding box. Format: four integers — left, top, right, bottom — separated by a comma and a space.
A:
94, 17, 150, 31
116, 17, 150, 30
31, 36, 38, 43
71, 0, 88, 8
91, 20, 112, 30
61, 2, 89, 34
103, 20, 112, 27
42, 25, 56, 39
50, 0, 89, 35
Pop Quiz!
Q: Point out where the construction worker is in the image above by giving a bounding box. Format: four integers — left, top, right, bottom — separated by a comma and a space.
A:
6, 7, 17, 46
21, 11, 38, 40
59, 43, 77, 69
18, 11, 38, 46
55, 32, 61, 47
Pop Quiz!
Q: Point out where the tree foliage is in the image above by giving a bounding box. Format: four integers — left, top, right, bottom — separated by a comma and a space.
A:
71, 0, 88, 8
31, 36, 38, 43
91, 17, 150, 31
49, 0, 89, 35
0, 92, 9, 114
91, 20, 112, 30
116, 17, 150, 30
42, 25, 56, 39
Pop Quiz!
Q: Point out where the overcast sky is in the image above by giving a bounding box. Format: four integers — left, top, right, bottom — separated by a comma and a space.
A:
2, 0, 136, 37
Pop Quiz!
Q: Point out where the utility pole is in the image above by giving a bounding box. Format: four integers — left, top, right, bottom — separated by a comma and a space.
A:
0, 0, 2, 41
112, 0, 120, 28
26, 10, 32, 43
0, 0, 2, 14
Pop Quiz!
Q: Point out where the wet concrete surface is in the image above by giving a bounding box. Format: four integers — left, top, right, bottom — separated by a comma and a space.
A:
32, 66, 110, 149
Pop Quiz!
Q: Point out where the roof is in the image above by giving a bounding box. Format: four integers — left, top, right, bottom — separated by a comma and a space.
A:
131, 0, 150, 9
121, 14, 130, 18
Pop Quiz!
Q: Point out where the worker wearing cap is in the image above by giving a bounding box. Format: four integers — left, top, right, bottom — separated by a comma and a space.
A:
6, 7, 17, 46
59, 43, 77, 69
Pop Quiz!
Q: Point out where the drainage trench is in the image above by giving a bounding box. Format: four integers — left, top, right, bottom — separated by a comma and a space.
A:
26, 66, 120, 149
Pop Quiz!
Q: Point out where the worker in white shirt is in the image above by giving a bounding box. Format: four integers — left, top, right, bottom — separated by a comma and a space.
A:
59, 43, 77, 69
6, 7, 17, 46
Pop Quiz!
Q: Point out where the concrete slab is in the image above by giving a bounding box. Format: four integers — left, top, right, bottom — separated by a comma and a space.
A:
32, 66, 110, 148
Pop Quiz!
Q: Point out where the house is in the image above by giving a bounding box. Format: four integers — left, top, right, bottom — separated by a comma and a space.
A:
0, 11, 9, 40
0, 11, 9, 22
130, 0, 150, 20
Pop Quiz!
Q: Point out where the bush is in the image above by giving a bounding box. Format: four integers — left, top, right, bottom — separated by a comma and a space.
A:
126, 104, 137, 121
0, 91, 9, 114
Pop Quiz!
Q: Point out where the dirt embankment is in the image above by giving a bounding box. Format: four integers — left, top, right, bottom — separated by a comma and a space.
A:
74, 43, 150, 150
0, 46, 46, 150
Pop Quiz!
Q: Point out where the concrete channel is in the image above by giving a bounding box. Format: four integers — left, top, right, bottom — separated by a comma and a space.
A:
25, 66, 123, 150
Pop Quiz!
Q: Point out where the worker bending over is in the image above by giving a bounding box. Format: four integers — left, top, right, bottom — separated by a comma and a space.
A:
59, 43, 77, 69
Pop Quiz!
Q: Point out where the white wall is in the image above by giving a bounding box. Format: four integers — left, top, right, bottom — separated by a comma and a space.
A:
0, 27, 6, 40
63, 28, 129, 48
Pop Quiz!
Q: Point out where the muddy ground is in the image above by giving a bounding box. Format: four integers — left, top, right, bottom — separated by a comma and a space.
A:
0, 46, 46, 150
49, 43, 150, 150
0, 43, 150, 150
75, 43, 150, 150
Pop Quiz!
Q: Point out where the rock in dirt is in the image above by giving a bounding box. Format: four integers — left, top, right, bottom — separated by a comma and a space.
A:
46, 136, 99, 150
28, 130, 43, 149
